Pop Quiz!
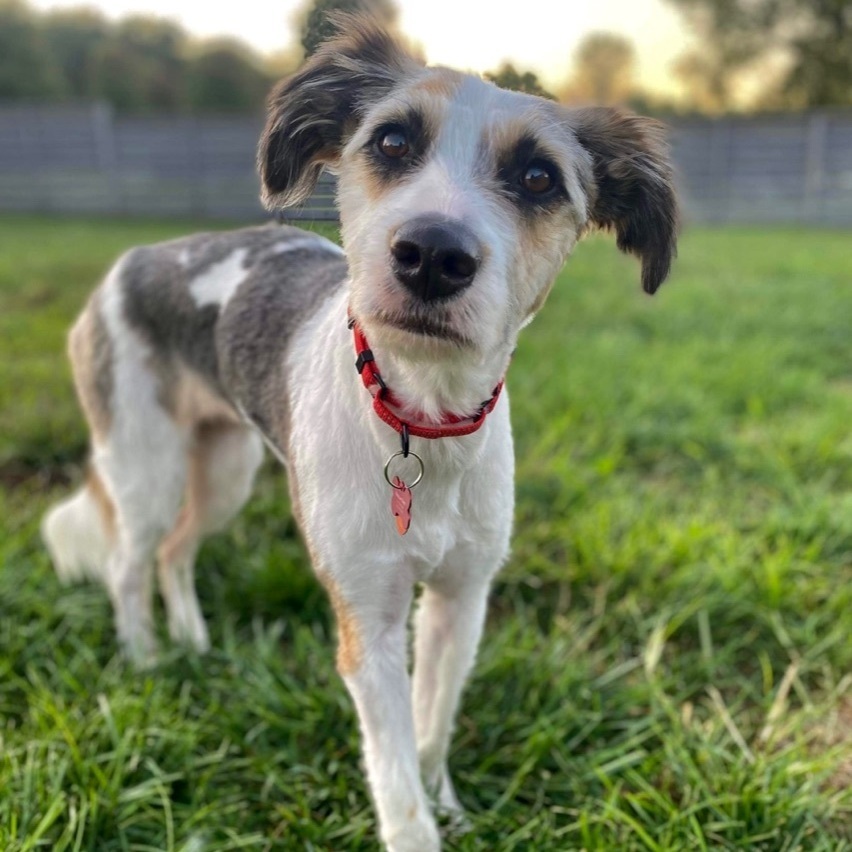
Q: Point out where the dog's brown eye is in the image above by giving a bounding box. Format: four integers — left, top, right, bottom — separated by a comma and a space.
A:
522, 163, 553, 194
379, 130, 409, 159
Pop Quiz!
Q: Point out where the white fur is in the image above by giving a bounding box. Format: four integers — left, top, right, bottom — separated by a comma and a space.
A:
188, 238, 340, 310
188, 248, 249, 308
41, 486, 111, 583
270, 234, 345, 257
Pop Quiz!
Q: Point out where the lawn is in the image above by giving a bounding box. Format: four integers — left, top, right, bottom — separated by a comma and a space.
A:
0, 215, 850, 851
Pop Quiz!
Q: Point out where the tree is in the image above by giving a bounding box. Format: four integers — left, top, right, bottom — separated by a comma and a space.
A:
781, 0, 852, 108
671, 52, 730, 113
43, 7, 109, 100
186, 39, 273, 112
0, 0, 65, 100
91, 16, 188, 111
665, 0, 852, 109
561, 33, 636, 105
297, 0, 398, 58
485, 63, 555, 99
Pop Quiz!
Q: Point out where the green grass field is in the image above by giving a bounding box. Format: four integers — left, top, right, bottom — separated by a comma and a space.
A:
1, 215, 850, 851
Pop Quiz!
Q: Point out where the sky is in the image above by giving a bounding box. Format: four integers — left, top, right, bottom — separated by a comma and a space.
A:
29, 0, 694, 97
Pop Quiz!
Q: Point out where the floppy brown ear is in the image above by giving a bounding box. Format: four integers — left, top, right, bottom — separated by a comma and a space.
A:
258, 14, 422, 209
568, 107, 679, 294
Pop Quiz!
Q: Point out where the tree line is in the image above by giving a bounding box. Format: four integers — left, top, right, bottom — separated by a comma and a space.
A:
1, 0, 849, 114
0, 0, 284, 112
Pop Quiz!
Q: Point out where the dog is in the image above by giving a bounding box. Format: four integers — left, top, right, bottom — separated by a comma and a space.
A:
42, 16, 678, 851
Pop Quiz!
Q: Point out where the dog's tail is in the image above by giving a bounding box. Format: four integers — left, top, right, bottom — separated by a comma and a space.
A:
42, 465, 115, 584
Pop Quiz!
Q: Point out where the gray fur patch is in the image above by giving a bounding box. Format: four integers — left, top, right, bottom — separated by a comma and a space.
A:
216, 250, 346, 452
118, 223, 345, 415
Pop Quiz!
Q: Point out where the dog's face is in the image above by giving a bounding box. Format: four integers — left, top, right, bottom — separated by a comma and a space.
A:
259, 16, 678, 358
335, 72, 593, 356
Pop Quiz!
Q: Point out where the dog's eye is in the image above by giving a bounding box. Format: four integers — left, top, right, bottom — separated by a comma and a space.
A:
521, 162, 554, 194
378, 130, 410, 159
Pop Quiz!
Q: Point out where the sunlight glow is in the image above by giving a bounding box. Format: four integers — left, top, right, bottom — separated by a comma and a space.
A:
29, 0, 691, 96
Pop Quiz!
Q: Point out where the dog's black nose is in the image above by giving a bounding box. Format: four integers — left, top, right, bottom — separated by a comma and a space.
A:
390, 216, 480, 301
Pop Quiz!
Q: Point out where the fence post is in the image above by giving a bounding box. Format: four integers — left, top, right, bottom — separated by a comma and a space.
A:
190, 115, 207, 218
803, 111, 828, 224
31, 107, 56, 212
708, 118, 732, 223
92, 102, 122, 215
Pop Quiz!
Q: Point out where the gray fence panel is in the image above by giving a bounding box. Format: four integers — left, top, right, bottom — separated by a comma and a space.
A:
0, 104, 117, 214
1, 103, 851, 225
821, 116, 852, 224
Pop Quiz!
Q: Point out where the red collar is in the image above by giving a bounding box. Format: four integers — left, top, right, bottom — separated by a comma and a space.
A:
350, 317, 504, 443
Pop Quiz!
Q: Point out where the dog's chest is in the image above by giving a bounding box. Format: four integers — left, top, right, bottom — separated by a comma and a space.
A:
392, 477, 468, 577
295, 420, 510, 582
368, 442, 513, 581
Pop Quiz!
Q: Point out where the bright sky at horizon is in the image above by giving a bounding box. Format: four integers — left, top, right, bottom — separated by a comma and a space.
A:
29, 0, 694, 97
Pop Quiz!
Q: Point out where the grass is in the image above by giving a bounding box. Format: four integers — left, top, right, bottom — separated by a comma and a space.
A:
0, 214, 850, 850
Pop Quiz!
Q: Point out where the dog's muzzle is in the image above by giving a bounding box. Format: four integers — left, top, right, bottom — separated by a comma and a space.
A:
390, 215, 481, 302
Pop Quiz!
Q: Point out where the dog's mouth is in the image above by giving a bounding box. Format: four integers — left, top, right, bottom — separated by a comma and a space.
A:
372, 309, 473, 347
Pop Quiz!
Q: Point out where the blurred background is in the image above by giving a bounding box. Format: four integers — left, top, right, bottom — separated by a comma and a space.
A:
1, 1, 851, 849
1, 0, 851, 222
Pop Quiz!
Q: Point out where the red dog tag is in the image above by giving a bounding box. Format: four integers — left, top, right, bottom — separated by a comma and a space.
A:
390, 476, 412, 535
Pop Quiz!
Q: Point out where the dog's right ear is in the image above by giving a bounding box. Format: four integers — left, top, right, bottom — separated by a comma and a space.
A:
258, 14, 421, 209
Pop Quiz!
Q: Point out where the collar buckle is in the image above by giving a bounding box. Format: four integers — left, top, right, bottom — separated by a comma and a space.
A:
355, 349, 374, 374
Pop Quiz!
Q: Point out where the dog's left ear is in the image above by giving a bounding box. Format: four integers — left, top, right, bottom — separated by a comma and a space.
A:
258, 14, 422, 209
567, 107, 679, 294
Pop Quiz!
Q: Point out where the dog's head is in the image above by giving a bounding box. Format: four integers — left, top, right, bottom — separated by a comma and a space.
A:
259, 15, 678, 359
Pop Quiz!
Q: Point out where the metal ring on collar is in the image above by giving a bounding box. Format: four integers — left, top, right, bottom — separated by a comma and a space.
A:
383, 450, 424, 489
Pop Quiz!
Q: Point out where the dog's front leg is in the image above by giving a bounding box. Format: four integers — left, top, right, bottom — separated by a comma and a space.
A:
412, 574, 492, 816
322, 568, 441, 852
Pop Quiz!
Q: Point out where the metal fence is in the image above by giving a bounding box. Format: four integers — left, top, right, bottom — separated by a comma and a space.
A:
672, 112, 852, 225
1, 103, 851, 225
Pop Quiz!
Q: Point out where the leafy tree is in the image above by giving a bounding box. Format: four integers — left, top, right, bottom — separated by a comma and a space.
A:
0, 0, 65, 100
91, 16, 188, 111
43, 7, 108, 100
560, 33, 636, 105
186, 39, 273, 112
297, 0, 398, 58
781, 0, 851, 107
623, 90, 682, 119
485, 63, 555, 99
665, 0, 852, 109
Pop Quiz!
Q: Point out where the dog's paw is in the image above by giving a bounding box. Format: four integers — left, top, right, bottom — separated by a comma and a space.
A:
118, 628, 159, 669
436, 803, 471, 837
167, 614, 211, 655
424, 763, 466, 823
383, 812, 441, 852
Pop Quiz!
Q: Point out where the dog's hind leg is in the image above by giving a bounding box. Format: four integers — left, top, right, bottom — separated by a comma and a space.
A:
85, 265, 195, 663
412, 572, 493, 817
45, 275, 187, 662
95, 409, 189, 664
157, 422, 263, 652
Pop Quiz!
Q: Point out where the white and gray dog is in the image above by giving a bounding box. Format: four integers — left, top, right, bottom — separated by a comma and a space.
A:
43, 16, 678, 851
